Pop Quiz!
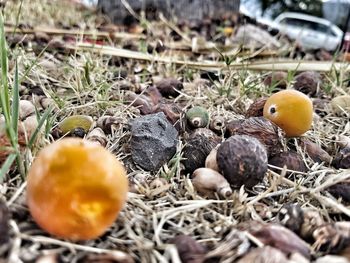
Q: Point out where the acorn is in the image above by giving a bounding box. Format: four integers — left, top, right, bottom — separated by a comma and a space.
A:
209, 114, 226, 135
185, 106, 209, 129
268, 151, 307, 174
192, 168, 232, 198
293, 71, 322, 96
299, 138, 332, 165
182, 128, 221, 174
263, 71, 288, 90
154, 78, 183, 98
216, 135, 268, 189
330, 95, 350, 115
245, 97, 267, 118
58, 115, 93, 136
225, 117, 283, 157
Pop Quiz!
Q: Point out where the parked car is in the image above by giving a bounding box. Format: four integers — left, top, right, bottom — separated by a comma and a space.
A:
272, 12, 343, 51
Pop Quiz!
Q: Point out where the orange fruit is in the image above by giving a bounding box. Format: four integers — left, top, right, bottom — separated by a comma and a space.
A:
263, 90, 313, 137
26, 138, 128, 240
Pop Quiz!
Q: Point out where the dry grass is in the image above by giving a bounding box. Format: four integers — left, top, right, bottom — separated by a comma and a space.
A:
1, 0, 350, 262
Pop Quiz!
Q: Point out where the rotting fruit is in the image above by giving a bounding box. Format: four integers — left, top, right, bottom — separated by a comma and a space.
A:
26, 138, 128, 241
263, 89, 313, 137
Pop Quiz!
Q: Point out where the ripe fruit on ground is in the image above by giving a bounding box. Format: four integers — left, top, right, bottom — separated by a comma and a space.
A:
26, 138, 128, 240
263, 90, 313, 137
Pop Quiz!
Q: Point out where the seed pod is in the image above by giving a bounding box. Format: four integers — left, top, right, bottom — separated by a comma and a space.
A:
276, 203, 304, 234
209, 114, 226, 135
217, 135, 268, 189
182, 128, 221, 173
245, 97, 267, 118
237, 246, 288, 263
269, 151, 307, 174
86, 127, 107, 147
225, 117, 283, 157
170, 235, 206, 263
186, 106, 209, 129
299, 138, 331, 165
205, 144, 220, 172
293, 71, 322, 96
58, 115, 93, 135
192, 168, 232, 198
300, 209, 324, 241
263, 71, 288, 90
155, 78, 183, 98
331, 95, 350, 115
97, 115, 123, 134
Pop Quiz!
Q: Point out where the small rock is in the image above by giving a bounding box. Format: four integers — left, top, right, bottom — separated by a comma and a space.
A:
129, 112, 178, 171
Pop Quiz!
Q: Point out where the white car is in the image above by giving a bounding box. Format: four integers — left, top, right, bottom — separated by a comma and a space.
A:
272, 12, 343, 51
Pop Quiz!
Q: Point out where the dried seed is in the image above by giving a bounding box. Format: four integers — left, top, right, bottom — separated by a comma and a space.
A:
276, 203, 304, 234
185, 106, 209, 129
245, 97, 267, 118
192, 168, 232, 198
182, 128, 221, 173
170, 235, 206, 263
217, 135, 268, 189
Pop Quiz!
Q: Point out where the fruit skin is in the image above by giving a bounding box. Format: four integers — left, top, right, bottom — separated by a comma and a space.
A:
263, 90, 313, 137
26, 138, 128, 241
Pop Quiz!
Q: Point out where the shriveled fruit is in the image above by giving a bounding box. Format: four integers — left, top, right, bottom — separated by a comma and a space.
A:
263, 90, 313, 137
26, 138, 128, 240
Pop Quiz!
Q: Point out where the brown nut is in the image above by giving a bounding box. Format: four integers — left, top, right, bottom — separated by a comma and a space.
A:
299, 138, 331, 165
192, 168, 232, 198
170, 235, 206, 263
182, 128, 221, 173
155, 78, 183, 98
263, 71, 288, 90
268, 151, 307, 174
226, 117, 283, 157
216, 135, 268, 189
245, 97, 267, 118
293, 71, 322, 96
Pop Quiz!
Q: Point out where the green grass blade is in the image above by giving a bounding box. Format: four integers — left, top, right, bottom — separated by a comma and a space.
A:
0, 12, 10, 122
0, 154, 16, 183
28, 106, 53, 148
11, 61, 20, 140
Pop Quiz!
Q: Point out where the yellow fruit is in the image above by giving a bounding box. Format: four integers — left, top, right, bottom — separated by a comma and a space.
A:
26, 138, 128, 240
263, 90, 313, 137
